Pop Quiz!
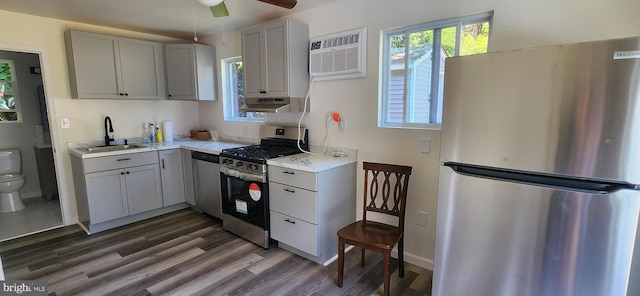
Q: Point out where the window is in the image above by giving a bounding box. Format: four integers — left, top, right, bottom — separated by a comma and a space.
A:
0, 59, 21, 122
379, 12, 492, 129
222, 56, 263, 121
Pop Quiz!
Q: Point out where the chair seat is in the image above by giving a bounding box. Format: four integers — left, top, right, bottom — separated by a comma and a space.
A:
338, 220, 401, 251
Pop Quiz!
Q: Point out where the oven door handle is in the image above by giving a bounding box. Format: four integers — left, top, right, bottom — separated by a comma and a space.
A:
220, 166, 266, 183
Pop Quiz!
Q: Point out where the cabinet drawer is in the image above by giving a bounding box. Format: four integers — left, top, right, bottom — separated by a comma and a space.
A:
268, 166, 316, 191
83, 151, 158, 173
269, 182, 317, 223
270, 211, 319, 256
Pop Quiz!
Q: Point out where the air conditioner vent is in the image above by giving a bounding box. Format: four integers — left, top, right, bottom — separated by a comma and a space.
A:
309, 28, 366, 81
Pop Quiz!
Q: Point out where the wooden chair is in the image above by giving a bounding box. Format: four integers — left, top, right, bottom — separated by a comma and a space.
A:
336, 161, 412, 296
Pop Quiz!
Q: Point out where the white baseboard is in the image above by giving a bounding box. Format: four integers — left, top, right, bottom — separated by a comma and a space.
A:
392, 249, 433, 270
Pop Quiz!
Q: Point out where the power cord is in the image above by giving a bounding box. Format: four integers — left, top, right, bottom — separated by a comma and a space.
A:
297, 76, 329, 156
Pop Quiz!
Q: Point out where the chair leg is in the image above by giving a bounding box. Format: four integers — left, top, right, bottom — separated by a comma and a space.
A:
337, 237, 344, 287
383, 250, 391, 296
399, 237, 405, 278
361, 248, 366, 266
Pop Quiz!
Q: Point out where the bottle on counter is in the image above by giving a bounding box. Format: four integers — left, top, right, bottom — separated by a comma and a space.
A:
156, 126, 163, 143
149, 123, 155, 143
143, 123, 150, 143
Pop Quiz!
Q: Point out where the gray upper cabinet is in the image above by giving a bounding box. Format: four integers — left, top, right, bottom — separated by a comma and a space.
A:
241, 19, 309, 99
65, 30, 166, 100
165, 44, 217, 100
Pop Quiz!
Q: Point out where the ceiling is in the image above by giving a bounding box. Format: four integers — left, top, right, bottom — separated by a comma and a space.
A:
0, 0, 339, 41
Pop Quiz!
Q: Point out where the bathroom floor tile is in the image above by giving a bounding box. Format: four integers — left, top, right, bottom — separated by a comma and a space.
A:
0, 197, 62, 241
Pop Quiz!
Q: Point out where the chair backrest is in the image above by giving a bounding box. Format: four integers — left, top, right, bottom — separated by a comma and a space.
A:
362, 162, 412, 229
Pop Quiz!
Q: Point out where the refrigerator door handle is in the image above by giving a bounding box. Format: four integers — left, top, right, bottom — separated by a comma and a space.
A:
445, 162, 638, 194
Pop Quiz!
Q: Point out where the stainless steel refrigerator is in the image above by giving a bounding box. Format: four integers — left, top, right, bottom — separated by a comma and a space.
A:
433, 37, 640, 296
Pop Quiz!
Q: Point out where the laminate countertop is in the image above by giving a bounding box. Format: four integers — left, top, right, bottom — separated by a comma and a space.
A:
267, 151, 356, 173
68, 139, 252, 158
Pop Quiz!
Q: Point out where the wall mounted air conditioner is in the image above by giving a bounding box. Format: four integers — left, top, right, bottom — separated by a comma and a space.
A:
309, 27, 366, 81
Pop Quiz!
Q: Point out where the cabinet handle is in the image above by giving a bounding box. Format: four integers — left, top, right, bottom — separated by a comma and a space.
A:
124, 93, 129, 96
168, 94, 172, 97
283, 171, 295, 175
260, 90, 267, 94
119, 93, 124, 96
162, 159, 165, 169
283, 188, 295, 193
117, 158, 131, 161
284, 218, 296, 224
126, 171, 130, 174
120, 172, 125, 175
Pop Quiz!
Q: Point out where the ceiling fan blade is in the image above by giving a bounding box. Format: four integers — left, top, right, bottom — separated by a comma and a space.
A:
257, 0, 297, 9
210, 2, 229, 17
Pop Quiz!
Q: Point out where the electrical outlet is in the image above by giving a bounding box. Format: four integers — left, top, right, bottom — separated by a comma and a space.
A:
417, 211, 427, 227
420, 138, 431, 154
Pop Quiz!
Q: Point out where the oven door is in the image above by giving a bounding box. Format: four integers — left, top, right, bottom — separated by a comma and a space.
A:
220, 169, 268, 230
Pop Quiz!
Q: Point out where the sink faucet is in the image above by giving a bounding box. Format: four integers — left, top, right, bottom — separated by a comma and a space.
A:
104, 116, 114, 146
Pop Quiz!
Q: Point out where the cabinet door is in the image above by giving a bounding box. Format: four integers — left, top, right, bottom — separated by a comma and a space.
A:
67, 30, 123, 99
264, 21, 288, 96
165, 44, 197, 99
85, 169, 128, 224
159, 149, 186, 206
126, 164, 163, 215
182, 149, 196, 205
119, 38, 166, 99
242, 27, 266, 97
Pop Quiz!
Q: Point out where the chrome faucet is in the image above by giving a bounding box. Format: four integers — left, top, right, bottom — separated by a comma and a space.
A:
104, 116, 114, 146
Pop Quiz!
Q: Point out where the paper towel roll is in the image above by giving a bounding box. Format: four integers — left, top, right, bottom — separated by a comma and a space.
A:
162, 121, 174, 142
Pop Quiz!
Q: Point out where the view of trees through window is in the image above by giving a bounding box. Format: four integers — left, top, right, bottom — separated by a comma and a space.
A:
0, 59, 19, 122
224, 57, 263, 121
381, 14, 491, 129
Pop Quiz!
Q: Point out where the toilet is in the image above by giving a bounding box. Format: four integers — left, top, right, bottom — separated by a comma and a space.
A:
0, 149, 26, 213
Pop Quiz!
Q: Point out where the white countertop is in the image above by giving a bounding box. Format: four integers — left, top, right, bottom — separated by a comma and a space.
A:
267, 152, 356, 173
68, 139, 250, 158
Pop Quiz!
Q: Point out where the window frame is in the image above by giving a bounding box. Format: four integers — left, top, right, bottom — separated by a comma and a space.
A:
378, 12, 493, 130
0, 59, 22, 123
222, 56, 263, 122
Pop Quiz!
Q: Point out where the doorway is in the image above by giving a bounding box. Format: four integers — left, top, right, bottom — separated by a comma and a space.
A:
0, 50, 62, 241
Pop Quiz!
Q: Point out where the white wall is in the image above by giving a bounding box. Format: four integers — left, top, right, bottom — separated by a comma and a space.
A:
201, 0, 640, 269
0, 10, 201, 225
0, 51, 43, 197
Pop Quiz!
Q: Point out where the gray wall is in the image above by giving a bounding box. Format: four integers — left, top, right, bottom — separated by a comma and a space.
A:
0, 50, 45, 198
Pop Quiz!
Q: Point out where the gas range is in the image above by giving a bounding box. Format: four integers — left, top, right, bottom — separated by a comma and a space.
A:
219, 125, 309, 249
220, 125, 308, 176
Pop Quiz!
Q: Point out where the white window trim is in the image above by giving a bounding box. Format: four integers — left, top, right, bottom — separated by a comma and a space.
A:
222, 56, 263, 122
378, 11, 493, 130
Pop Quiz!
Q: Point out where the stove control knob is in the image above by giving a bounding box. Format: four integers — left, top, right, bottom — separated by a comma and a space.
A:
248, 164, 258, 171
222, 159, 232, 165
236, 161, 243, 167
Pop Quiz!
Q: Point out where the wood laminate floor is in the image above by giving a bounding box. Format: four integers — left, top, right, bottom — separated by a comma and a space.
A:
0, 208, 432, 295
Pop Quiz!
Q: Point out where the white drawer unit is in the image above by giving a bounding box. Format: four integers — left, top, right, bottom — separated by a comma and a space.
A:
268, 163, 356, 265
270, 211, 319, 255
269, 182, 317, 224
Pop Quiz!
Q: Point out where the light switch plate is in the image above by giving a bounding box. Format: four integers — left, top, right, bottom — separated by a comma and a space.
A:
61, 118, 70, 129
420, 138, 431, 154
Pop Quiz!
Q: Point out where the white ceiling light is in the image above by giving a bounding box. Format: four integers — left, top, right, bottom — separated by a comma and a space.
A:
197, 0, 224, 6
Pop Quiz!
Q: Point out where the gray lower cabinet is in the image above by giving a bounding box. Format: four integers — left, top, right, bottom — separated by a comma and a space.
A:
182, 149, 196, 205
159, 149, 186, 206
268, 163, 356, 265
71, 151, 167, 233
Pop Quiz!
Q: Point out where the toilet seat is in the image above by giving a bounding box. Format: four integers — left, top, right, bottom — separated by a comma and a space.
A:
0, 174, 24, 182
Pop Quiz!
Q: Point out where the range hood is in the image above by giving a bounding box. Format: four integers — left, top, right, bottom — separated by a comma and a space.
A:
240, 97, 310, 113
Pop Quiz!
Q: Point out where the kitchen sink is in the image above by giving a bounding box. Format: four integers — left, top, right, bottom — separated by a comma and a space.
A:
81, 144, 147, 153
